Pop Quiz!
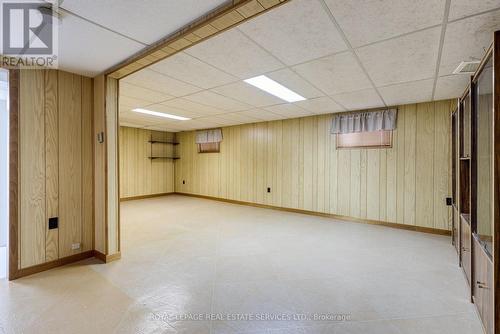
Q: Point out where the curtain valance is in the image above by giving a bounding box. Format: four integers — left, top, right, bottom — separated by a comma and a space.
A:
331, 109, 397, 134
195, 128, 223, 144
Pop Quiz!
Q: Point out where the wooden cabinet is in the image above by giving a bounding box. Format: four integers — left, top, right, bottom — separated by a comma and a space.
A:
460, 215, 472, 286
473, 236, 494, 334
453, 207, 460, 254
453, 31, 499, 334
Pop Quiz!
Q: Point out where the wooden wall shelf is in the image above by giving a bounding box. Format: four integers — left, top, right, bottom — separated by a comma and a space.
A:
148, 140, 179, 145
148, 157, 180, 160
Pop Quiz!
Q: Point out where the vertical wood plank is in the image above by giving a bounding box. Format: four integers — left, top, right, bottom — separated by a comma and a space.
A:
359, 149, 368, 219
45, 70, 58, 261
350, 150, 361, 218
404, 104, 417, 225
20, 69, 46, 268
302, 117, 314, 210
366, 149, 380, 220
396, 107, 406, 224
58, 71, 82, 257
416, 102, 435, 228
379, 149, 387, 222
386, 127, 397, 223
434, 100, 452, 230
81, 77, 93, 252
337, 149, 350, 216
93, 75, 106, 254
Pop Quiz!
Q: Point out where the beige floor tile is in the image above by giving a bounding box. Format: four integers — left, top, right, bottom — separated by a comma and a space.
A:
0, 196, 484, 334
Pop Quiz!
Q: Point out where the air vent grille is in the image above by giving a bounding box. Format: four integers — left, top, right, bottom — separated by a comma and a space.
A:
453, 61, 480, 74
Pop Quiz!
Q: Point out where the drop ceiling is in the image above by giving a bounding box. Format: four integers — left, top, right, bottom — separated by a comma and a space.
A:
54, 0, 228, 77
118, 0, 500, 132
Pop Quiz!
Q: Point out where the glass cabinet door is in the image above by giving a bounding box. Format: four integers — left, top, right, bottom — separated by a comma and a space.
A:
474, 56, 493, 257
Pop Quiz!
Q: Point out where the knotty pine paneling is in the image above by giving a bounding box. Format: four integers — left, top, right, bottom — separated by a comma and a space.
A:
175, 100, 455, 230
119, 127, 175, 198
18, 69, 93, 269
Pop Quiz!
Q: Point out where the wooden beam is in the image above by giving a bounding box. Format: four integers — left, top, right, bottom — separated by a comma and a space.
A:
105, 0, 289, 79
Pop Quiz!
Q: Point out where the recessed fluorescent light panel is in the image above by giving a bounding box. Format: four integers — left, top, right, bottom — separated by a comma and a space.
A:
133, 108, 190, 121
244, 75, 306, 102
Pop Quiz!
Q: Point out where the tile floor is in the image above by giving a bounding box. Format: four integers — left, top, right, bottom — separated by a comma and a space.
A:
0, 195, 484, 333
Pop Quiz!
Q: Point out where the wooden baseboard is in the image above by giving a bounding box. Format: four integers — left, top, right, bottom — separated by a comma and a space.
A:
120, 192, 175, 202
10, 250, 95, 280
93, 250, 121, 263
175, 192, 451, 236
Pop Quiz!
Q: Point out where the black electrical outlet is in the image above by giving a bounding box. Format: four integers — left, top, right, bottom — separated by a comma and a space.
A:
267, 187, 271, 193
446, 197, 452, 206
183, 180, 186, 184
48, 217, 58, 230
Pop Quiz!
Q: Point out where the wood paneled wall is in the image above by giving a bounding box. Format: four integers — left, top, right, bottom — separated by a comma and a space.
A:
119, 127, 175, 198
175, 100, 455, 231
18, 69, 93, 269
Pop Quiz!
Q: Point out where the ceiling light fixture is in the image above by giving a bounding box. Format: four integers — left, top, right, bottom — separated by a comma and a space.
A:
132, 108, 191, 121
244, 75, 306, 102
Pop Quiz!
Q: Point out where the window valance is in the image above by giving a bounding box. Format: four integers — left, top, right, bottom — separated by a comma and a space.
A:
331, 109, 397, 134
195, 128, 223, 144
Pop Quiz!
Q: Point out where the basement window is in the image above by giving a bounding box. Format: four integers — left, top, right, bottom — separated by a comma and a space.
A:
198, 142, 220, 153
331, 109, 396, 149
337, 130, 393, 149
196, 128, 222, 153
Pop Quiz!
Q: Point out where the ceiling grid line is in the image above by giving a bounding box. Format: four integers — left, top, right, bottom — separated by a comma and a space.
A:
234, 27, 343, 114
116, 0, 500, 131
59, 6, 148, 46
318, 0, 387, 107
431, 0, 452, 101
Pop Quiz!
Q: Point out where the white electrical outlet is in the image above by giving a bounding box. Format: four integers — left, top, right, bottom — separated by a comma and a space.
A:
71, 243, 81, 250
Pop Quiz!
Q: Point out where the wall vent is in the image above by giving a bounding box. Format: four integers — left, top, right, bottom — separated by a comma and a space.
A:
453, 61, 480, 74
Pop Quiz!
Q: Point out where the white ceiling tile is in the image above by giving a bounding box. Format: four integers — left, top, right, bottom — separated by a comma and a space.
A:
211, 81, 285, 107
238, 0, 347, 65
439, 10, 500, 76
61, 0, 227, 45
434, 75, 470, 100
122, 68, 202, 96
264, 104, 314, 118
266, 68, 323, 99
213, 112, 262, 123
57, 12, 144, 77
160, 98, 225, 116
123, 69, 202, 97
449, 0, 500, 21
149, 52, 239, 89
120, 82, 173, 104
294, 96, 344, 114
184, 29, 284, 79
356, 27, 441, 86
237, 109, 287, 121
378, 79, 435, 106
119, 96, 152, 109
293, 52, 372, 95
331, 88, 385, 110
325, 0, 445, 47
179, 118, 225, 131
183, 91, 252, 112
